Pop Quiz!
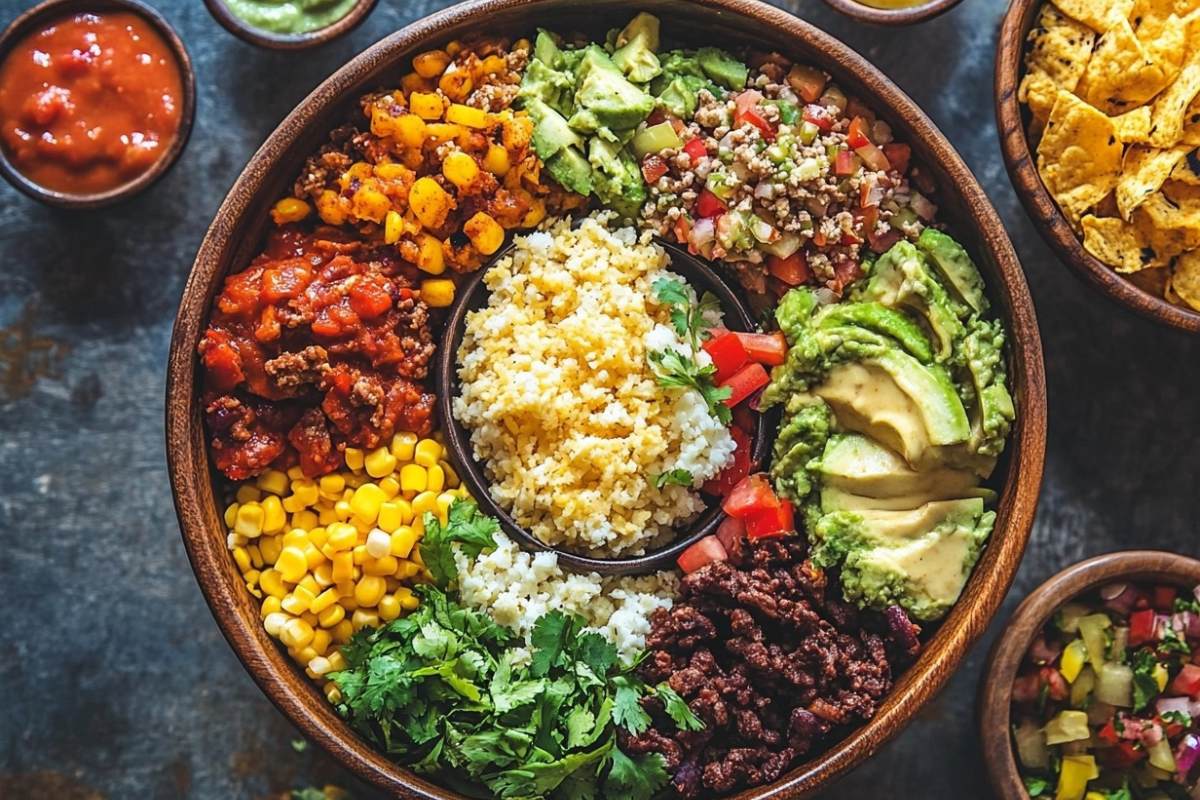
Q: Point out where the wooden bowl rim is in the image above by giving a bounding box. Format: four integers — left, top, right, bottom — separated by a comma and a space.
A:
994, 0, 1200, 333
0, 0, 196, 210
202, 0, 379, 51
166, 1, 1048, 797
434, 235, 774, 576
821, 0, 964, 26
978, 551, 1200, 800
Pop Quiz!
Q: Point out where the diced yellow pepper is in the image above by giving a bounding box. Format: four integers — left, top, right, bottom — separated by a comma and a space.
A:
1061, 639, 1087, 683
446, 103, 489, 129
412, 49, 451, 79
409, 91, 444, 120
421, 279, 455, 308
438, 66, 473, 102
425, 122, 462, 145
1056, 755, 1098, 800
1154, 662, 1170, 691
370, 106, 397, 137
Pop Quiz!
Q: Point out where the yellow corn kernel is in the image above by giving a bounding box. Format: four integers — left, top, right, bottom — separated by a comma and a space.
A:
400, 71, 432, 96
395, 558, 421, 580
310, 587, 339, 616
276, 546, 308, 583
413, 49, 451, 78
339, 590, 358, 609
425, 123, 462, 147
416, 233, 445, 274
263, 611, 290, 636
364, 555, 399, 577
352, 544, 369, 565
324, 683, 343, 705
281, 589, 311, 616
280, 617, 315, 649
292, 509, 319, 530
409, 91, 444, 120
333, 619, 355, 644
391, 432, 418, 461
378, 593, 402, 622
364, 447, 398, 479
439, 460, 460, 488
394, 113, 427, 148
255, 469, 289, 496
282, 529, 308, 549
344, 448, 364, 471
480, 54, 507, 75
326, 523, 357, 552
411, 515, 425, 537
334, 500, 353, 520
438, 66, 473, 102
244, 568, 261, 587
236, 485, 262, 504
310, 628, 332, 656
306, 526, 328, 549
409, 176, 454, 229
352, 609, 381, 632
378, 477, 400, 498
234, 503, 265, 538
312, 562, 334, 588
410, 542, 425, 567
261, 495, 286, 534
292, 479, 319, 507
282, 494, 305, 513
352, 185, 390, 223
284, 465, 305, 480
370, 106, 397, 137
443, 151, 480, 191
446, 103, 489, 129
224, 502, 240, 528
436, 492, 457, 520
350, 483, 387, 523
298, 574, 320, 597
271, 197, 311, 226
414, 438, 442, 467
317, 506, 338, 526
260, 569, 288, 599
382, 210, 404, 245
420, 279, 455, 308
390, 527, 419, 559
377, 502, 406, 534
400, 463, 428, 494
315, 189, 347, 225
303, 545, 325, 570
425, 464, 445, 493
232, 546, 252, 573
294, 646, 319, 667
396, 586, 421, 610
259, 535, 282, 565
317, 603, 345, 629
464, 211, 504, 255
317, 474, 345, 499
482, 143, 510, 176
365, 529, 392, 559
331, 551, 354, 582
412, 491, 439, 519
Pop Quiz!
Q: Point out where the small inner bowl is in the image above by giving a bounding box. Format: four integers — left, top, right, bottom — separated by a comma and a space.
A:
435, 235, 775, 576
979, 551, 1200, 799
821, 0, 964, 26
0, 0, 195, 209
203, 0, 379, 51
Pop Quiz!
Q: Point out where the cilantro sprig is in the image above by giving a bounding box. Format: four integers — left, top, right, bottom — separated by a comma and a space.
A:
420, 499, 501, 588
647, 276, 732, 425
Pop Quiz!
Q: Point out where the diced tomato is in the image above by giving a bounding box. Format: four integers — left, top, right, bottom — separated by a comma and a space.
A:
721, 362, 770, 407
676, 535, 728, 574
1162, 718, 1187, 739
847, 116, 871, 149
1100, 742, 1145, 769
1039, 667, 1068, 702
1098, 721, 1119, 745
734, 90, 763, 114
349, 278, 393, 319
672, 214, 692, 246
767, 251, 811, 286
829, 259, 863, 294
703, 425, 752, 497
883, 142, 911, 174
715, 514, 746, 553
1172, 663, 1200, 698
834, 148, 857, 176
733, 92, 775, 141
733, 331, 787, 366
839, 230, 862, 246
722, 473, 780, 519
702, 330, 750, 383
1130, 609, 1157, 646
745, 499, 794, 539
855, 141, 891, 172
641, 154, 669, 184
803, 104, 833, 132
696, 189, 726, 218
683, 137, 708, 161
1153, 585, 1178, 613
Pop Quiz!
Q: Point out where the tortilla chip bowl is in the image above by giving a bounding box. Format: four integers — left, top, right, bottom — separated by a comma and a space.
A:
166, 0, 1048, 796
996, 0, 1200, 333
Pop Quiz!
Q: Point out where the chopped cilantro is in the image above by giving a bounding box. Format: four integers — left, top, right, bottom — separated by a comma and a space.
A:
647, 277, 733, 424
419, 499, 500, 588
603, 746, 670, 800
1162, 709, 1192, 727
1175, 596, 1200, 614
1022, 775, 1049, 796
654, 683, 705, 731
654, 468, 694, 488
1129, 649, 1161, 712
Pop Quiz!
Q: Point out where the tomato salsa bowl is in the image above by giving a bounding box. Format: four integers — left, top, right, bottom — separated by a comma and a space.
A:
166, 0, 1047, 797
0, 0, 195, 209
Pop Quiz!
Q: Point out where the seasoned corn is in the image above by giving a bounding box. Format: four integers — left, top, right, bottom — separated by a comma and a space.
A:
271, 197, 311, 225
409, 91, 444, 120
464, 211, 505, 255
412, 49, 451, 79
446, 103, 489, 129
420, 279, 456, 308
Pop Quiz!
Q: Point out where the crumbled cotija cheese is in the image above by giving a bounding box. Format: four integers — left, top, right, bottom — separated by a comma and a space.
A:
452, 216, 734, 555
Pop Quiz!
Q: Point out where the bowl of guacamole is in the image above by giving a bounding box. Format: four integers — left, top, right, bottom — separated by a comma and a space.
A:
204, 0, 378, 49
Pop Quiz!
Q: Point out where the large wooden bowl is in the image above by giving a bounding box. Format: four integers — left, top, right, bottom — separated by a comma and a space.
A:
166, 1, 1048, 796
979, 552, 1200, 799
996, 0, 1200, 333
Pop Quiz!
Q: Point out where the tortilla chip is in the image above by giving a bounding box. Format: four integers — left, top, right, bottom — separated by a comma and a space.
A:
1135, 13, 1187, 76
1171, 150, 1200, 183
1133, 192, 1200, 256
1081, 17, 1179, 114
1051, 0, 1133, 31
1149, 62, 1200, 147
1171, 250, 1200, 309
1116, 145, 1190, 218
1082, 214, 1155, 271
1162, 179, 1200, 203
1037, 91, 1124, 225
1115, 107, 1154, 142
1020, 72, 1063, 132
1180, 95, 1200, 145
1027, 6, 1097, 89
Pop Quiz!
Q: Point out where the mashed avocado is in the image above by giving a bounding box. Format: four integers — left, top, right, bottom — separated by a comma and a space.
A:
763, 231, 1015, 622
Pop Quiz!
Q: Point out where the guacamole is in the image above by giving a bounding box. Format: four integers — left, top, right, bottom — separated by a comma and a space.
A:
762, 230, 1015, 621
222, 0, 358, 34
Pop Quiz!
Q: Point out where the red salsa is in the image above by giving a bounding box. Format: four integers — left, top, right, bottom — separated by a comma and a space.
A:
0, 11, 183, 194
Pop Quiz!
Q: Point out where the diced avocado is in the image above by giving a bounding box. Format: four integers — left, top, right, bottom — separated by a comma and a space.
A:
545, 146, 592, 196
631, 121, 681, 157
916, 228, 989, 316
518, 58, 576, 117
818, 434, 981, 500
525, 98, 584, 159
960, 317, 1015, 458
696, 47, 748, 91
612, 13, 662, 83
863, 240, 966, 364
574, 45, 655, 130
656, 76, 699, 118
533, 29, 564, 69
615, 12, 660, 51
769, 400, 832, 503
587, 137, 646, 220
816, 302, 934, 364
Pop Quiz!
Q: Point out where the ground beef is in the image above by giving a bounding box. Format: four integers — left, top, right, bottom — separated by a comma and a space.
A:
630, 535, 922, 799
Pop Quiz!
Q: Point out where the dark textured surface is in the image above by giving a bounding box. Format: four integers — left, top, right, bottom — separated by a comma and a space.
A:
0, 0, 1196, 798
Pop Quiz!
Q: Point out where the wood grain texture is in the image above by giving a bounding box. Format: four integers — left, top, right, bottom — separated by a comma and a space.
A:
165, 1, 1048, 797
979, 552, 1200, 799
821, 0, 962, 26
0, 0, 195, 209
995, 0, 1200, 334
202, 0, 379, 51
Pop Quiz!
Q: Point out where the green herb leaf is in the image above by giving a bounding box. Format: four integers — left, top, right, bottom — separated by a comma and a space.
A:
611, 676, 652, 735
654, 468, 694, 489
1022, 775, 1049, 796
419, 499, 500, 588
654, 683, 705, 732
603, 747, 670, 800
530, 610, 575, 677
573, 632, 619, 678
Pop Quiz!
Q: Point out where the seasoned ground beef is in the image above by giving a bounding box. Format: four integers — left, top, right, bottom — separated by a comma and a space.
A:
629, 535, 921, 798
199, 227, 436, 480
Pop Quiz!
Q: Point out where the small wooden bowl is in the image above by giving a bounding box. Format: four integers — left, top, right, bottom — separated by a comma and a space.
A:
167, 1, 1047, 796
434, 237, 774, 576
0, 0, 195, 209
996, 0, 1200, 333
203, 0, 379, 50
822, 0, 964, 26
979, 551, 1200, 799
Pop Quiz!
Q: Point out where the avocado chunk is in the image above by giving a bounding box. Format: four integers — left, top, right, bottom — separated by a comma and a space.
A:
960, 318, 1016, 458
769, 400, 833, 503
656, 75, 703, 118
525, 98, 584, 159
818, 434, 981, 499
862, 240, 966, 364
545, 147, 593, 196
696, 47, 748, 91
574, 45, 655, 131
612, 13, 662, 83
916, 228, 989, 316
588, 137, 646, 220
518, 58, 576, 118
615, 12, 660, 51
817, 302, 934, 364
533, 29, 564, 69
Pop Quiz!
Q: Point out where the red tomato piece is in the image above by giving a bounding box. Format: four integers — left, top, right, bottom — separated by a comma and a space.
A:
672, 214, 692, 246
847, 116, 871, 149
676, 535, 728, 574
883, 142, 911, 174
735, 106, 775, 141
349, 278, 393, 319
722, 473, 780, 519
702, 330, 750, 383
1011, 673, 1042, 704
855, 141, 891, 173
703, 425, 752, 497
715, 514, 746, 553
834, 148, 857, 176
1130, 609, 1157, 646
767, 251, 811, 286
1153, 585, 1178, 612
1098, 721, 1119, 745
696, 189, 726, 218
733, 331, 788, 366
1039, 666, 1068, 701
1172, 663, 1200, 698
745, 499, 794, 539
641, 154, 669, 184
1101, 742, 1145, 769
721, 362, 770, 407
803, 104, 833, 132
683, 138, 708, 161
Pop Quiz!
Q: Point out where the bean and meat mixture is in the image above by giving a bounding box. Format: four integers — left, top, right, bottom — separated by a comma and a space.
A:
199, 227, 435, 480
627, 534, 922, 798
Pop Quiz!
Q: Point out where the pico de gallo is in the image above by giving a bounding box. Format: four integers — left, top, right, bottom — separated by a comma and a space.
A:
1013, 581, 1200, 800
